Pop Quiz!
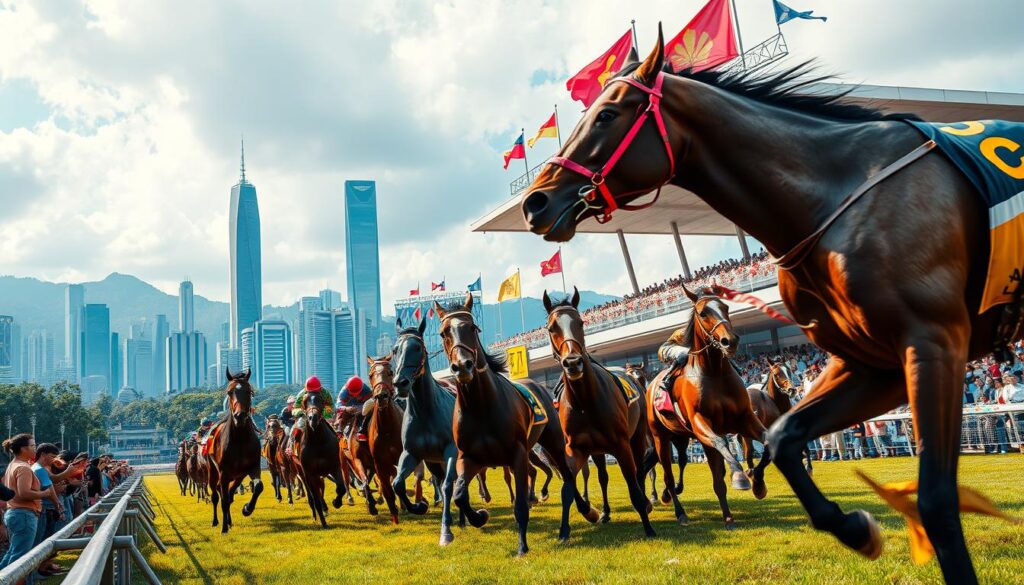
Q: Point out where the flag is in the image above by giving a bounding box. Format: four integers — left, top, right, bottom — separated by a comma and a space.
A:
467, 276, 482, 292
497, 271, 521, 302
773, 0, 827, 25
666, 0, 739, 73
527, 113, 558, 148
503, 133, 526, 170
566, 29, 634, 108
432, 281, 445, 292
409, 286, 420, 296
540, 250, 562, 277
427, 307, 435, 319
413, 306, 422, 321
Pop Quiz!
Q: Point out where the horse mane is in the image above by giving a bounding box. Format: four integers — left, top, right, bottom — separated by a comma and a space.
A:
617, 60, 920, 123
397, 326, 421, 338
442, 300, 509, 374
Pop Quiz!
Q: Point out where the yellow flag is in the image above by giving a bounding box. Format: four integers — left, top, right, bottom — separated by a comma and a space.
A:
497, 271, 521, 302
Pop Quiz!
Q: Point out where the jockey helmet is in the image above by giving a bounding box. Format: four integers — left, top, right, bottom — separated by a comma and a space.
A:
305, 376, 323, 393
344, 376, 365, 395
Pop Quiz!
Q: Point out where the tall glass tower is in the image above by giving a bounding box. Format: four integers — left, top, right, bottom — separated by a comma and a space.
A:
65, 284, 84, 375
229, 141, 262, 349
80, 303, 111, 392
178, 280, 194, 333
344, 180, 382, 346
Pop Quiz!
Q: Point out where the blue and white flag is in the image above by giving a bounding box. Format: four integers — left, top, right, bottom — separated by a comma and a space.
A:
773, 0, 827, 25
467, 276, 482, 292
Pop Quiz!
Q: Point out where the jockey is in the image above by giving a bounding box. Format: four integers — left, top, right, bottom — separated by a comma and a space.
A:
291, 376, 334, 440
656, 328, 691, 395
280, 396, 296, 428
197, 417, 214, 440
336, 376, 373, 442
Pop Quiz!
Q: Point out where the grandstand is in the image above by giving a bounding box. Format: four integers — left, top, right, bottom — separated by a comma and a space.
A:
394, 290, 484, 372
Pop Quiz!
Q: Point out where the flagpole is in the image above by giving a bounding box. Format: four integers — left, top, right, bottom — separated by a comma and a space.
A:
553, 104, 562, 148
521, 128, 530, 175
730, 0, 747, 70
630, 19, 639, 53
559, 246, 567, 295
517, 268, 526, 332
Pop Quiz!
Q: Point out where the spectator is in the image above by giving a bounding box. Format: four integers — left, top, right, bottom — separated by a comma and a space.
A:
31, 444, 68, 577
1, 434, 49, 583
86, 458, 103, 503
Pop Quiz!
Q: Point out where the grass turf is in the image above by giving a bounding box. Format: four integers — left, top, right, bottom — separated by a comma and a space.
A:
139, 455, 1024, 584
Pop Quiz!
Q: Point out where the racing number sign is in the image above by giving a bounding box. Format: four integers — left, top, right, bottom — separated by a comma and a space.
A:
506, 345, 529, 380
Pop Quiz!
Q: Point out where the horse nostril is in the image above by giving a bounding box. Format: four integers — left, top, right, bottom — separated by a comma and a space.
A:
450, 362, 462, 374
461, 360, 474, 372
524, 191, 550, 215
720, 337, 731, 347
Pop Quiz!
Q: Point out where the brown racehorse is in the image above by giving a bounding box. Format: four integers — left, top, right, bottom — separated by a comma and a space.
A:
625, 362, 682, 504
263, 421, 283, 501
520, 27, 1019, 581
206, 368, 264, 533
743, 359, 814, 476
434, 293, 598, 556
186, 442, 208, 502
543, 288, 656, 536
336, 409, 374, 510
292, 389, 346, 527
365, 354, 405, 524
175, 441, 190, 496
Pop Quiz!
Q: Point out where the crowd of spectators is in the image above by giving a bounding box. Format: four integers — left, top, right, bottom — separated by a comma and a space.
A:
492, 250, 777, 351
0, 435, 131, 581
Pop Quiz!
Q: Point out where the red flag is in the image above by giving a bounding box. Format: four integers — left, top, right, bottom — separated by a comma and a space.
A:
414, 306, 422, 321
503, 133, 526, 170
431, 281, 445, 292
566, 29, 634, 108
427, 307, 435, 319
409, 286, 419, 296
540, 250, 563, 277
666, 0, 739, 73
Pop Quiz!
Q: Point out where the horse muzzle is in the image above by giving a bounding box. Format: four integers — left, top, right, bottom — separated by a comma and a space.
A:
395, 376, 411, 398
522, 186, 584, 243
561, 354, 585, 381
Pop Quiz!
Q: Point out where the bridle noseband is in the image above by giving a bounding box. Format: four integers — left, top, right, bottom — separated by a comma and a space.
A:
547, 71, 675, 225
546, 306, 587, 363
395, 333, 428, 379
441, 311, 488, 373
370, 361, 395, 400
690, 298, 731, 355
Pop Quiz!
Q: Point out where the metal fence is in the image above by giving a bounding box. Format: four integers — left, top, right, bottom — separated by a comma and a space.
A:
0, 475, 166, 585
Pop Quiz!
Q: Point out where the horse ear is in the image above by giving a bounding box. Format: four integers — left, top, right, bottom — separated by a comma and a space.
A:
396, 317, 403, 330
433, 301, 446, 320
682, 284, 698, 303
366, 355, 374, 367
635, 22, 665, 87
464, 291, 473, 310
225, 367, 233, 381
542, 290, 553, 314
571, 286, 580, 308
242, 369, 251, 382
417, 317, 427, 336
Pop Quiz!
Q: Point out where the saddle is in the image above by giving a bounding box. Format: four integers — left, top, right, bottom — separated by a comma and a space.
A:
200, 423, 225, 458
649, 371, 693, 435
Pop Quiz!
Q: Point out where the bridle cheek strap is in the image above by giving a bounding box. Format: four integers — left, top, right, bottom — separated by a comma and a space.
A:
547, 72, 675, 224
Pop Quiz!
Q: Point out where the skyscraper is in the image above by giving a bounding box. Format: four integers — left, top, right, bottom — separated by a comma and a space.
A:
319, 289, 342, 311
295, 296, 322, 383
299, 304, 356, 392
110, 332, 120, 392
252, 320, 292, 388
125, 338, 154, 397
179, 280, 194, 333
152, 314, 169, 396
230, 142, 262, 349
166, 331, 207, 394
214, 342, 241, 389
80, 304, 111, 394
0, 316, 14, 383
24, 330, 55, 386
65, 284, 84, 378
344, 180, 382, 354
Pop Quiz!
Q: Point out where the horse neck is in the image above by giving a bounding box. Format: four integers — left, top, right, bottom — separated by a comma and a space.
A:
457, 367, 504, 415
374, 395, 400, 430
663, 77, 896, 258
407, 373, 438, 417
765, 377, 793, 412
563, 356, 601, 407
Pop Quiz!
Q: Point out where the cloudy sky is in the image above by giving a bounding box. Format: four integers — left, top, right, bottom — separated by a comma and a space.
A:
1, 0, 1022, 310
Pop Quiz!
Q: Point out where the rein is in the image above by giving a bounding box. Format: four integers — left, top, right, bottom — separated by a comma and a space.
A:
547, 71, 676, 224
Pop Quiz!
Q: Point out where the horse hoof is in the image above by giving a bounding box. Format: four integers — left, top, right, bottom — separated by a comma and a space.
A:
599, 512, 611, 524
469, 509, 489, 528
440, 531, 454, 546
557, 536, 570, 545
646, 501, 654, 515
347, 497, 355, 506
724, 520, 736, 531
516, 547, 529, 557
644, 528, 657, 538
752, 479, 768, 500
332, 498, 343, 509
584, 507, 600, 524
673, 483, 683, 495
850, 510, 884, 561
409, 501, 429, 515
677, 514, 689, 526
731, 472, 751, 491
242, 504, 253, 517
391, 514, 399, 525
540, 491, 549, 503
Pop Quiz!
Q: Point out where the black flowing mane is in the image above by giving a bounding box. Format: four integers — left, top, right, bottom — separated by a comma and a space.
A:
617, 60, 919, 123
442, 301, 508, 374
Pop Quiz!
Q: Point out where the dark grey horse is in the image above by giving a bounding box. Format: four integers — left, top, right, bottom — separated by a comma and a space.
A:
390, 318, 465, 546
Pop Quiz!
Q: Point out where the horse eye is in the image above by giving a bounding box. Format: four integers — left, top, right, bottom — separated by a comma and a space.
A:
595, 109, 617, 125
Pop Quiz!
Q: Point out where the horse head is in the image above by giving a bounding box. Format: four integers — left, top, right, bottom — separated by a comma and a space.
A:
766, 356, 797, 397
225, 367, 254, 428
685, 284, 740, 358
368, 353, 396, 407
624, 362, 648, 387
522, 25, 675, 241
435, 292, 490, 385
392, 318, 428, 398
543, 287, 587, 381
306, 390, 327, 433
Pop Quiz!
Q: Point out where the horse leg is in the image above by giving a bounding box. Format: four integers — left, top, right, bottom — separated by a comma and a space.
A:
591, 455, 612, 524
219, 481, 232, 534
502, 466, 514, 503
316, 476, 328, 528
690, 413, 751, 491
743, 416, 773, 500
452, 457, 489, 528
656, 430, 687, 524
412, 461, 426, 505
511, 448, 532, 556
705, 447, 735, 529
766, 358, 904, 559
528, 449, 553, 502
242, 467, 264, 517
526, 461, 539, 506
364, 465, 379, 516
300, 471, 318, 522
537, 423, 598, 543
433, 455, 457, 546
615, 447, 657, 537
581, 458, 591, 502
210, 476, 220, 528
904, 336, 977, 584
393, 451, 427, 515
742, 436, 755, 475
673, 436, 688, 495
377, 461, 400, 525
330, 463, 347, 509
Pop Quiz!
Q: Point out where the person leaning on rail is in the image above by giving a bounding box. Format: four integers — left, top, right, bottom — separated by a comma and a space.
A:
0, 433, 51, 584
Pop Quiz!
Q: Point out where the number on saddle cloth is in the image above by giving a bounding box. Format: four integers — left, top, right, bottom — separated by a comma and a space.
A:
511, 382, 548, 426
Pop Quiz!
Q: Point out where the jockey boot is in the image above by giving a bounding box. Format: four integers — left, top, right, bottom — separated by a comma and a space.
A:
658, 370, 676, 395
356, 414, 370, 442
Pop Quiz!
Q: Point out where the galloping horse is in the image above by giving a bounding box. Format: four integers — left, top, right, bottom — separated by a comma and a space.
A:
520, 28, 1019, 581
206, 368, 264, 533
337, 407, 375, 511
186, 442, 208, 502
366, 355, 405, 524
175, 441, 190, 496
264, 418, 301, 504
625, 363, 684, 503
743, 358, 813, 476
435, 293, 598, 556
543, 288, 656, 535
293, 389, 346, 527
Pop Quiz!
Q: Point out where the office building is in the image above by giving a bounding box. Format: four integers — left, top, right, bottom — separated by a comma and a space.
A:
65, 284, 84, 378
252, 320, 292, 388
153, 314, 168, 395
214, 342, 241, 388
299, 304, 357, 392
344, 180, 382, 364
320, 289, 342, 311
80, 304, 112, 394
179, 280, 194, 333
125, 338, 154, 397
0, 316, 15, 383
229, 142, 262, 348
24, 329, 54, 386
166, 331, 207, 394
110, 332, 120, 393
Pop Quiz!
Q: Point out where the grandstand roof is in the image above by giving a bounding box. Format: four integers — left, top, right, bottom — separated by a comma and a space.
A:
471, 82, 1024, 237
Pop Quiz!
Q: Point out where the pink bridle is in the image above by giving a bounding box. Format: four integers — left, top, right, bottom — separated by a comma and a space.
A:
546, 71, 676, 224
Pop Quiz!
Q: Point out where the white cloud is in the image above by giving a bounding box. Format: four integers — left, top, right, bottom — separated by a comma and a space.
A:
0, 0, 1021, 316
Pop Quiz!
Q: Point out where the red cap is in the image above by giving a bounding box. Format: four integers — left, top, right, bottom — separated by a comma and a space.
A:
305, 376, 322, 392
343, 376, 364, 394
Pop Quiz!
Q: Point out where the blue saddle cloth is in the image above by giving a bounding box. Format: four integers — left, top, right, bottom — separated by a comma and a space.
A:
908, 119, 1024, 313
511, 382, 549, 426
